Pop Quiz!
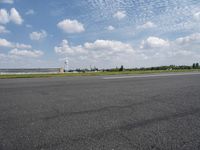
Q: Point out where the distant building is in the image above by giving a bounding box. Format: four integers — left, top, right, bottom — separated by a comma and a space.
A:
0, 68, 63, 74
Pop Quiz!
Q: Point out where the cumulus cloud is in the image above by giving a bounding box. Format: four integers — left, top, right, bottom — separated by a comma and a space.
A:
137, 21, 157, 29
193, 11, 200, 21
141, 33, 200, 51
10, 8, 23, 24
57, 19, 85, 33
0, 25, 9, 33
0, 38, 43, 61
176, 33, 200, 45
0, 9, 10, 24
106, 25, 115, 31
9, 48, 43, 58
113, 11, 126, 20
140, 37, 170, 49
55, 39, 134, 60
25, 9, 35, 15
29, 30, 47, 41
0, 0, 14, 4
53, 33, 200, 68
0, 8, 23, 25
0, 38, 12, 47
15, 43, 32, 49
0, 38, 32, 49
54, 40, 87, 55
137, 33, 200, 66
168, 50, 194, 57
84, 40, 134, 53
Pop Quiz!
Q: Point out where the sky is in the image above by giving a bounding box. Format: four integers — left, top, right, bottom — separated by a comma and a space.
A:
0, 0, 200, 69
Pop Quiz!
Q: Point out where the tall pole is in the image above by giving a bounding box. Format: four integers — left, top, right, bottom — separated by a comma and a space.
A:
64, 57, 69, 72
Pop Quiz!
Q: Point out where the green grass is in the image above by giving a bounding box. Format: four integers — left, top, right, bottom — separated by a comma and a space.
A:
0, 69, 199, 79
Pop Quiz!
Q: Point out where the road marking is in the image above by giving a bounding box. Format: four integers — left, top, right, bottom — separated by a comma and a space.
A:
103, 72, 200, 80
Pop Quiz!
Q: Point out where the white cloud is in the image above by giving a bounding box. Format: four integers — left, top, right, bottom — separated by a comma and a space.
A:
113, 11, 126, 20
0, 0, 14, 4
15, 43, 32, 49
9, 48, 43, 58
0, 8, 23, 25
137, 33, 200, 66
0, 38, 32, 49
169, 50, 194, 57
84, 40, 134, 53
0, 38, 12, 47
141, 37, 170, 49
55, 34, 200, 68
0, 38, 43, 61
193, 11, 200, 21
106, 25, 115, 31
25, 9, 35, 15
57, 19, 85, 33
137, 21, 157, 29
176, 33, 200, 45
55, 39, 134, 60
0, 9, 10, 24
10, 8, 23, 25
54, 40, 87, 55
29, 30, 47, 41
54, 39, 142, 69
0, 25, 9, 33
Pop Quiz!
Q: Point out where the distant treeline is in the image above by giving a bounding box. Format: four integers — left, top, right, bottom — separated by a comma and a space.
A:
68, 62, 200, 72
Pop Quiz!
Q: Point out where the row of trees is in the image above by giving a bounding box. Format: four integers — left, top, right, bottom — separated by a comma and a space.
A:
68, 63, 200, 72
104, 63, 200, 72
192, 63, 199, 69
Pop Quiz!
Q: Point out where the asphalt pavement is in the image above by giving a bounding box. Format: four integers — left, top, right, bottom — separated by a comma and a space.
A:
1, 72, 200, 150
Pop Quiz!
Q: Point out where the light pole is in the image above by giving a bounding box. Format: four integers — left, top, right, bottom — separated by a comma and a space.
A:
64, 57, 69, 72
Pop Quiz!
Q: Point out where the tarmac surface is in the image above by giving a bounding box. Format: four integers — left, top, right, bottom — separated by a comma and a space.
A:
1, 72, 200, 150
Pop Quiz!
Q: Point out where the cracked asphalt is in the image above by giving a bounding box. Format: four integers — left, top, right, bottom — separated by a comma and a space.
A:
1, 73, 200, 150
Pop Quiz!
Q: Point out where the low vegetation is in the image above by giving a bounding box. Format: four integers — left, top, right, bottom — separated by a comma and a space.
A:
0, 69, 200, 79
1, 63, 200, 79
72, 63, 200, 73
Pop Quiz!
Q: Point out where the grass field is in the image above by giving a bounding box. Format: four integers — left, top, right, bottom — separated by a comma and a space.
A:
0, 69, 200, 79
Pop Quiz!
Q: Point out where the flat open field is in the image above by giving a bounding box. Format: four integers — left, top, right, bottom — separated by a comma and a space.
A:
0, 69, 200, 79
1, 72, 200, 150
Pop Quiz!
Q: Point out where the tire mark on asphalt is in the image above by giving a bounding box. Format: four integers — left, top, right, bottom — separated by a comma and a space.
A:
42, 98, 162, 121
36, 108, 200, 149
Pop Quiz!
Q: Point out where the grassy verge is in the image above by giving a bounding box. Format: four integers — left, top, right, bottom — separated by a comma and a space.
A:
0, 69, 199, 79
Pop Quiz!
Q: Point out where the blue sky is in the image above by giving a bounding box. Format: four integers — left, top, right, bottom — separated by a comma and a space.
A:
0, 0, 200, 69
